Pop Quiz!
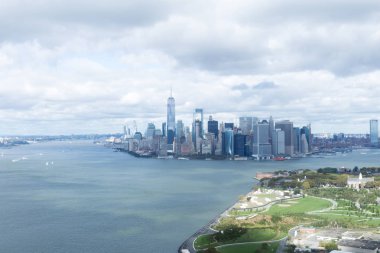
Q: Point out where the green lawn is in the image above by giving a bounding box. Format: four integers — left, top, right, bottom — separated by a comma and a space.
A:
265, 197, 331, 215
195, 234, 216, 249
194, 228, 284, 250
315, 213, 380, 227
217, 242, 279, 253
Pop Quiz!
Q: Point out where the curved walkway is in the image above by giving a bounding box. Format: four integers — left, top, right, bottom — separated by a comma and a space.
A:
306, 196, 337, 214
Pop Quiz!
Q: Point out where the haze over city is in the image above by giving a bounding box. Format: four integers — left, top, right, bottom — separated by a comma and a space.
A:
1, 0, 380, 135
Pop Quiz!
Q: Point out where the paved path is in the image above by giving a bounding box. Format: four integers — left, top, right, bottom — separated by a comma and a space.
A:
306, 197, 337, 214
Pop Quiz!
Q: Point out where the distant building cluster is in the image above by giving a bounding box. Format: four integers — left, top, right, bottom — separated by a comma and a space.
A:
118, 92, 314, 159
109, 93, 379, 159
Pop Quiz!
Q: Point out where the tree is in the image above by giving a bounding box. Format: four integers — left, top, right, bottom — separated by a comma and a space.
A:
320, 241, 338, 252
215, 225, 247, 242
302, 181, 311, 190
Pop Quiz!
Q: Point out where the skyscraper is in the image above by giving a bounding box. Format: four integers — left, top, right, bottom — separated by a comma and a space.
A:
253, 120, 272, 159
167, 90, 175, 144
370, 119, 378, 145
162, 122, 166, 137
301, 125, 312, 153
275, 120, 294, 156
207, 116, 219, 140
234, 133, 247, 157
192, 108, 204, 143
273, 129, 285, 155
293, 127, 301, 154
145, 123, 156, 139
224, 122, 234, 130
239, 117, 256, 135
222, 129, 234, 157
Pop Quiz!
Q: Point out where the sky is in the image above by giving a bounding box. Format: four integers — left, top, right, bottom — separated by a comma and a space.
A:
0, 0, 380, 135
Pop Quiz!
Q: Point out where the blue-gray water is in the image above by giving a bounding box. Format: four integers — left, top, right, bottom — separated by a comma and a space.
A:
0, 141, 379, 253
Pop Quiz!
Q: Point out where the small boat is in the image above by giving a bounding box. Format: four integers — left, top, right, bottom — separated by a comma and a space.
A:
273, 157, 286, 161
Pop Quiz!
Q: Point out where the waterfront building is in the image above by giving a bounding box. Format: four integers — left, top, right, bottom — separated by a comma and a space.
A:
301, 125, 312, 152
194, 120, 202, 154
370, 119, 378, 145
222, 129, 234, 157
167, 90, 175, 144
253, 120, 272, 159
203, 133, 216, 155
293, 127, 301, 154
158, 136, 167, 156
207, 116, 219, 141
175, 120, 185, 155
273, 129, 285, 155
300, 133, 309, 153
275, 120, 294, 156
269, 116, 274, 149
192, 108, 204, 144
234, 133, 247, 157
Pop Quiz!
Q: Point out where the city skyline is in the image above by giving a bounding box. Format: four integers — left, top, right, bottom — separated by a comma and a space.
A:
1, 0, 380, 135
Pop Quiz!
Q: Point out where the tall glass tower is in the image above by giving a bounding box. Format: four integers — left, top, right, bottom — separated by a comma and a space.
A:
192, 108, 204, 143
167, 89, 175, 144
370, 119, 378, 145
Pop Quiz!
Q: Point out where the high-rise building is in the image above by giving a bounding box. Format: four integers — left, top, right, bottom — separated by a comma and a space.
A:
176, 120, 184, 140
253, 120, 272, 158
293, 127, 301, 154
239, 117, 256, 135
269, 116, 274, 144
301, 125, 312, 153
162, 122, 166, 137
145, 123, 156, 139
273, 129, 285, 155
192, 108, 204, 143
224, 122, 234, 130
222, 129, 234, 157
370, 119, 379, 145
167, 90, 175, 144
194, 120, 202, 153
300, 133, 309, 154
275, 120, 294, 156
234, 133, 247, 157
175, 120, 185, 155
207, 116, 219, 140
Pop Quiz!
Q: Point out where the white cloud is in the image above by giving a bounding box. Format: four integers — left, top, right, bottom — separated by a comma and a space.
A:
0, 0, 379, 135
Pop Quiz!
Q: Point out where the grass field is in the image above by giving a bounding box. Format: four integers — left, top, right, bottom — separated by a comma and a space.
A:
265, 196, 331, 215
315, 213, 380, 227
217, 242, 279, 253
194, 228, 284, 250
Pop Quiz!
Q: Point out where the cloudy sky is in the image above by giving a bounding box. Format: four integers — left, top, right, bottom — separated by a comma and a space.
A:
1, 0, 380, 135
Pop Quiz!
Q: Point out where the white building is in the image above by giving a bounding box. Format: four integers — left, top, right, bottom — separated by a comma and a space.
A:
347, 173, 374, 190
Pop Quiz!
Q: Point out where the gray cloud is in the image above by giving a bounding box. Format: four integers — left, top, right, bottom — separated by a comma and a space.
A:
0, 0, 379, 135
231, 83, 249, 91
252, 81, 278, 89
